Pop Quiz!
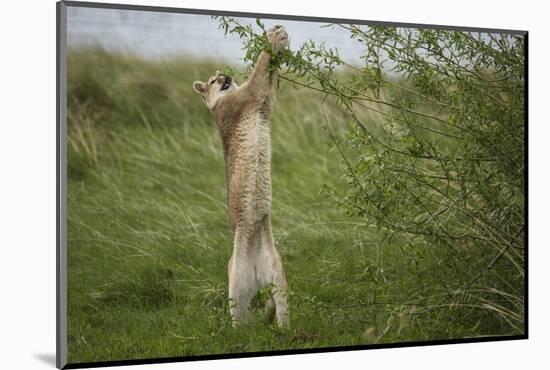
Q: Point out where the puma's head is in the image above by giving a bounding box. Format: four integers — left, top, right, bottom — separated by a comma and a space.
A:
193, 71, 238, 111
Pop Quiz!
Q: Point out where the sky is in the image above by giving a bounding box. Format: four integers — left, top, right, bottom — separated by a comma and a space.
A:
66, 5, 511, 76
67, 6, 368, 65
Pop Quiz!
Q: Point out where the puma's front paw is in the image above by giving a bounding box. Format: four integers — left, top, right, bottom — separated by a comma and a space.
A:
266, 25, 289, 53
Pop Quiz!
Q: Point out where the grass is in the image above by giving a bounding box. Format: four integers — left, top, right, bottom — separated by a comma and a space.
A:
66, 49, 521, 364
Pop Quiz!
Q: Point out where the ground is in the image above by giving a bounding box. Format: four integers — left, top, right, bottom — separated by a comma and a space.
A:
66, 50, 518, 364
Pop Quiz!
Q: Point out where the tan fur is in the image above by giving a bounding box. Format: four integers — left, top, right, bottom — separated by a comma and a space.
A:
192, 26, 289, 328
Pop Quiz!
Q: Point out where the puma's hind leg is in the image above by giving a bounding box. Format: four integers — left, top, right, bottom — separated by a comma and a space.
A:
227, 227, 258, 326
257, 217, 289, 328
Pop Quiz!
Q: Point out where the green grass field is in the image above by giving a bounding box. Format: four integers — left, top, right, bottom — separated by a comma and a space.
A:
66, 49, 520, 364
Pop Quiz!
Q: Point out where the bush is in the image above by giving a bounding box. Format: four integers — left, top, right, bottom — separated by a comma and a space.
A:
218, 17, 525, 334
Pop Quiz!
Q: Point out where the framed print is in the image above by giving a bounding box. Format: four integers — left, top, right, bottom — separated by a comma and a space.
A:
57, 1, 528, 368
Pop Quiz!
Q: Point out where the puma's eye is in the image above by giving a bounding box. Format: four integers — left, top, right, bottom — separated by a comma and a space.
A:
220, 76, 232, 91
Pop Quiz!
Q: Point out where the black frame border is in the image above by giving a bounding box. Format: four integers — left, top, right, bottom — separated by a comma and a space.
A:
57, 1, 529, 369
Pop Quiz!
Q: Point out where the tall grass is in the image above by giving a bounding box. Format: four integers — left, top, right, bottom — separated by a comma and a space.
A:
66, 49, 521, 364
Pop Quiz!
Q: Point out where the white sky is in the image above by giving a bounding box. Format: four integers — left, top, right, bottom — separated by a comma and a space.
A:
67, 6, 367, 65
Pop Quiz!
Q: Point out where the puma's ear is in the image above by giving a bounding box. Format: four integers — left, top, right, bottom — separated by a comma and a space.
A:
193, 81, 207, 96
